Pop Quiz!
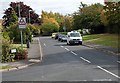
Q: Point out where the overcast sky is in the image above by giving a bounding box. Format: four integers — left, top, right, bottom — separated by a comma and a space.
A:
0, 0, 104, 19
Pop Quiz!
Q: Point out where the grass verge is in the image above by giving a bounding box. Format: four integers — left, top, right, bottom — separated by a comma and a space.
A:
0, 66, 13, 70
83, 34, 118, 48
12, 44, 27, 50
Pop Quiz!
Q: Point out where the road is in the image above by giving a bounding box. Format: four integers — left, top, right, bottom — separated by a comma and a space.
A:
2, 37, 119, 81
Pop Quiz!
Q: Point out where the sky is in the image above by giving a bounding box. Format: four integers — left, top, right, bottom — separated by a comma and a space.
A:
0, 0, 104, 19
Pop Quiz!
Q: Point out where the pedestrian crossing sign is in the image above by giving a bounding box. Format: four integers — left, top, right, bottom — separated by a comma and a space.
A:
18, 17, 26, 29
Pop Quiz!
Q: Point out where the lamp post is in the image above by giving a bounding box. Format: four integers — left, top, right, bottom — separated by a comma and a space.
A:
29, 10, 32, 23
18, 2, 23, 48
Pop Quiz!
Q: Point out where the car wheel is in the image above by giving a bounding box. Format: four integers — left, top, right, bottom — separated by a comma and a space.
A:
80, 42, 82, 45
67, 42, 69, 45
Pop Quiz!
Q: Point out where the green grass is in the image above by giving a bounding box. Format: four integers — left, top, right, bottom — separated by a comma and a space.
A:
0, 66, 13, 69
12, 44, 27, 50
83, 34, 118, 48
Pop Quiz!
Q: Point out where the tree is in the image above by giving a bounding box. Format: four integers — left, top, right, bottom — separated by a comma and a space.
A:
2, 8, 18, 27
103, 2, 120, 33
41, 22, 59, 36
64, 15, 73, 32
73, 3, 104, 34
41, 11, 62, 35
2, 2, 41, 28
41, 11, 64, 32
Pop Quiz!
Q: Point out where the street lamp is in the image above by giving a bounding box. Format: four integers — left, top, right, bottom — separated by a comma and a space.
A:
18, 1, 23, 48
29, 10, 32, 23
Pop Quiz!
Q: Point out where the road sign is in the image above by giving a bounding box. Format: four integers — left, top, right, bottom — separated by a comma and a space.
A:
18, 17, 26, 29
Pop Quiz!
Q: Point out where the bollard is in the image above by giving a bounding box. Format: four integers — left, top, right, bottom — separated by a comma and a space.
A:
27, 40, 30, 48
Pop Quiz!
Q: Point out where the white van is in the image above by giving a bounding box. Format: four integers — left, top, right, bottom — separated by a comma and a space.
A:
67, 31, 82, 45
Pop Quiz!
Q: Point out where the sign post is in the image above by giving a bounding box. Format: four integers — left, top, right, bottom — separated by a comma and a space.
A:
18, 17, 26, 48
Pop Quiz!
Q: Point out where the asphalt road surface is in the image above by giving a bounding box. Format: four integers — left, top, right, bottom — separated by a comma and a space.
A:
2, 37, 119, 82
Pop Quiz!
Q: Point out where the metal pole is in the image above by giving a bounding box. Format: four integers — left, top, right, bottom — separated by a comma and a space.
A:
20, 30, 23, 48
18, 2, 23, 48
29, 10, 30, 23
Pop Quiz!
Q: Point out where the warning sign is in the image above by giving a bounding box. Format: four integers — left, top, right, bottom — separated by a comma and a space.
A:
18, 17, 26, 29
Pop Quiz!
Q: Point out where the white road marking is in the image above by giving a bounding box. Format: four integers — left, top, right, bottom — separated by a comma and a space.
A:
71, 51, 77, 56
44, 43, 46, 46
93, 79, 112, 81
29, 59, 41, 62
97, 66, 120, 79
65, 48, 70, 51
38, 39, 43, 61
80, 57, 91, 63
117, 61, 120, 63
60, 46, 64, 48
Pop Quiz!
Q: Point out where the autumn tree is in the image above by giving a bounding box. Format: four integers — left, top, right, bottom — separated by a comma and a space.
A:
41, 11, 65, 32
41, 11, 60, 35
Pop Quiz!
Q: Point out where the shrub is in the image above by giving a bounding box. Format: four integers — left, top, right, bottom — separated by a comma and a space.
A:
1, 32, 15, 63
15, 47, 28, 60
8, 23, 21, 43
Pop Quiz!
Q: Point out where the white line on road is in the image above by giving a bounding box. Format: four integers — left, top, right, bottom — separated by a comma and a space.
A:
80, 57, 91, 63
65, 48, 70, 51
38, 39, 43, 61
71, 51, 77, 56
44, 43, 46, 46
117, 61, 120, 63
60, 46, 64, 48
97, 66, 120, 79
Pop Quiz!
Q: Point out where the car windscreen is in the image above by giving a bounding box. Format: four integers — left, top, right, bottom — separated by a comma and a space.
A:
70, 33, 80, 37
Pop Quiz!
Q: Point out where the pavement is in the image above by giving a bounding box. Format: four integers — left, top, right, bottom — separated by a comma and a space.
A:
0, 37, 119, 72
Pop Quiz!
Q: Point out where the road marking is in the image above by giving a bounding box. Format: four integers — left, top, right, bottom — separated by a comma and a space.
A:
71, 51, 77, 56
38, 39, 43, 61
97, 66, 120, 79
117, 61, 120, 63
65, 48, 70, 51
60, 46, 64, 48
44, 43, 46, 46
93, 79, 112, 81
80, 57, 91, 63
29, 59, 41, 62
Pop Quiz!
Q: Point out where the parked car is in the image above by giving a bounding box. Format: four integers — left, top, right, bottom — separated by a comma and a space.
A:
67, 31, 82, 45
58, 34, 63, 41
60, 35, 67, 42
51, 33, 57, 38
55, 33, 60, 40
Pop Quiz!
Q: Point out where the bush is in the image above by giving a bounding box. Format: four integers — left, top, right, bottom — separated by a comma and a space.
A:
1, 32, 15, 63
15, 47, 28, 60
8, 24, 21, 43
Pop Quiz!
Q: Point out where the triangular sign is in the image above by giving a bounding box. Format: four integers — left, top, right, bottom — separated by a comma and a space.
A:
18, 18, 26, 25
